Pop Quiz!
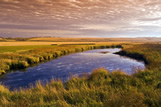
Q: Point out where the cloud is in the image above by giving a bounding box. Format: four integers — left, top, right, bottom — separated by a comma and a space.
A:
0, 0, 161, 37
75, 24, 117, 31
138, 17, 161, 21
0, 28, 81, 37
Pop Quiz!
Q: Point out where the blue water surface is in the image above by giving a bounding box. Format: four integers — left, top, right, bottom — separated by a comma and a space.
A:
0, 48, 145, 90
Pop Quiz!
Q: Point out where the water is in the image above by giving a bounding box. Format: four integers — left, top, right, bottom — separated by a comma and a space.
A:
0, 48, 145, 90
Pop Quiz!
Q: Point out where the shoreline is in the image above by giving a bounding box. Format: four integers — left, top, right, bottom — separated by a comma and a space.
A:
0, 45, 122, 75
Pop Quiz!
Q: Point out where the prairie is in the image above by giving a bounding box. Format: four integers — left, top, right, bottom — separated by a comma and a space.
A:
0, 42, 97, 46
0, 45, 56, 53
1, 37, 161, 46
0, 38, 160, 106
0, 41, 122, 75
28, 37, 161, 43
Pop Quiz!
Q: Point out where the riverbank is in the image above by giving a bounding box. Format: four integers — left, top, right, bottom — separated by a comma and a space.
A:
0, 44, 122, 75
0, 43, 160, 106
115, 50, 148, 64
115, 44, 161, 69
0, 48, 145, 90
0, 67, 160, 106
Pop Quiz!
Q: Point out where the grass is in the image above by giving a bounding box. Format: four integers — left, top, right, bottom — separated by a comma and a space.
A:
0, 67, 160, 106
116, 44, 161, 69
0, 44, 122, 75
0, 45, 55, 53
2, 37, 159, 46
0, 42, 98, 46
0, 43, 160, 106
28, 37, 161, 43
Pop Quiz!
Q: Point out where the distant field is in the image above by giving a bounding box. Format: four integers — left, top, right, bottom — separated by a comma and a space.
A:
0, 37, 160, 47
1, 37, 161, 42
28, 37, 161, 42
1, 37, 159, 54
0, 39, 127, 53
0, 42, 94, 46
0, 41, 130, 46
0, 45, 55, 53
0, 39, 143, 53
0, 42, 125, 53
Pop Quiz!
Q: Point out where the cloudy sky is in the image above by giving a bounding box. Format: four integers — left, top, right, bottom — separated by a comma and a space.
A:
0, 0, 161, 38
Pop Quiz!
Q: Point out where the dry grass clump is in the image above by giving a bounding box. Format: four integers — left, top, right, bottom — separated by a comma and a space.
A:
0, 67, 160, 106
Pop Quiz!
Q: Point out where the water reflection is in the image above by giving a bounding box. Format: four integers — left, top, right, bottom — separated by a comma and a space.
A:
0, 48, 145, 90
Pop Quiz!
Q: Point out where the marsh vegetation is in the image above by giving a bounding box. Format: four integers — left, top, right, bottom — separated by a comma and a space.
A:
0, 42, 160, 107
0, 44, 122, 75
0, 48, 145, 90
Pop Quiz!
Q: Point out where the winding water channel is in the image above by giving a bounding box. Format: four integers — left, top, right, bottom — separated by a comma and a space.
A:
0, 48, 145, 90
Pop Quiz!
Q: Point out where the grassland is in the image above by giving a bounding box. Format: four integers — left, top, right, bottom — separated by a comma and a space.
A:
0, 38, 161, 106
116, 44, 161, 69
0, 45, 56, 53
28, 37, 161, 43
0, 42, 98, 46
0, 43, 122, 75
1, 37, 161, 46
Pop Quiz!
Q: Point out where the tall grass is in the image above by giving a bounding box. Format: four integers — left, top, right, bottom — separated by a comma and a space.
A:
0, 44, 122, 75
0, 43, 160, 106
0, 68, 160, 106
116, 44, 161, 69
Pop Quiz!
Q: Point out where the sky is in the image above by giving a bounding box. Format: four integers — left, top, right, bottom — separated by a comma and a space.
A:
0, 0, 161, 38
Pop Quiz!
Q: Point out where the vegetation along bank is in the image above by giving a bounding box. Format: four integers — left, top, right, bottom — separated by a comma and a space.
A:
0, 44, 122, 75
0, 44, 160, 106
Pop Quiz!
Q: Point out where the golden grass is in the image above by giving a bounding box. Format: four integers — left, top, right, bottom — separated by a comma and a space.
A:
0, 41, 130, 46
0, 44, 122, 75
0, 42, 95, 46
0, 43, 160, 106
28, 37, 161, 43
1, 37, 160, 46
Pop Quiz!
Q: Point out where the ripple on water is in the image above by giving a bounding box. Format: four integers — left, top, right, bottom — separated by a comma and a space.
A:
0, 48, 145, 90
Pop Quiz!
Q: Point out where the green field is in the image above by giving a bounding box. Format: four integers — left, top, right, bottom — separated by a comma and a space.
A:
0, 41, 161, 106
0, 45, 56, 53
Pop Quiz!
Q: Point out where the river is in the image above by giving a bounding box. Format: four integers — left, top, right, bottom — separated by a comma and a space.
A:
0, 48, 145, 90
